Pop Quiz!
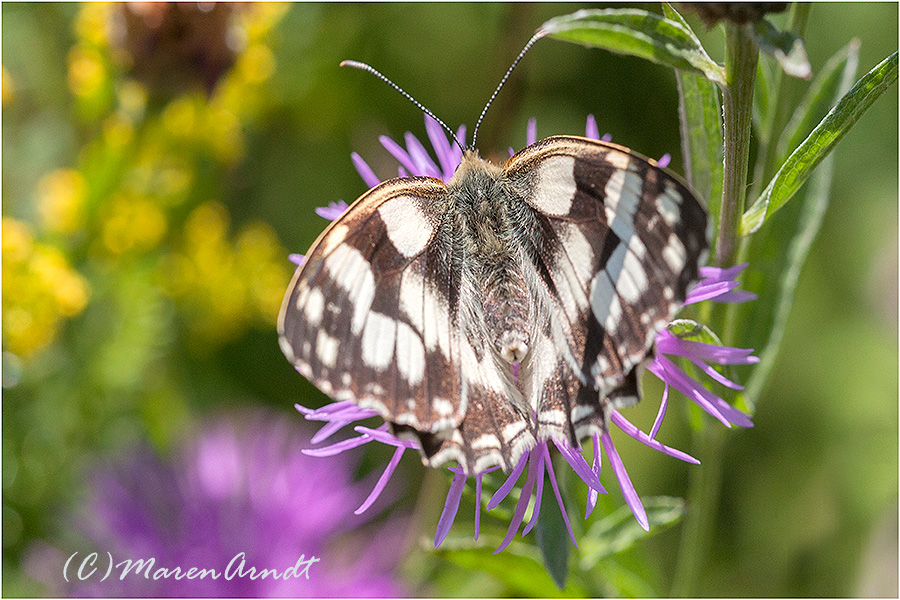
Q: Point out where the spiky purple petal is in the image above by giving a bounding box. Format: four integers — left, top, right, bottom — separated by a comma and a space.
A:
601, 431, 649, 532
355, 446, 405, 515
522, 450, 545, 535
494, 451, 538, 553
488, 452, 529, 510
543, 443, 578, 547
315, 200, 349, 221
435, 469, 468, 548
351, 152, 380, 189
585, 114, 600, 140
552, 437, 606, 493
610, 411, 699, 464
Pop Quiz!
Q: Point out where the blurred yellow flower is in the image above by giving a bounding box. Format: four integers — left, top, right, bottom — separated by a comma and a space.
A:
239, 3, 290, 40
37, 169, 87, 234
204, 107, 243, 162
103, 114, 135, 148
238, 44, 275, 84
184, 201, 229, 249
31, 247, 90, 317
2, 66, 14, 105
2, 218, 90, 359
67, 46, 107, 99
234, 222, 291, 325
118, 80, 148, 120
160, 202, 290, 345
162, 97, 198, 140
74, 3, 114, 48
100, 194, 167, 255
3, 218, 34, 263
158, 167, 193, 201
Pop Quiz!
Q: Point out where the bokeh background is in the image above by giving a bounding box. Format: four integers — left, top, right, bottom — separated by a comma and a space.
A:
2, 2, 897, 597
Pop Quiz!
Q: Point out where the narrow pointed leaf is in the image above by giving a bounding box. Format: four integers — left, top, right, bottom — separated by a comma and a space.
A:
666, 2, 723, 229
777, 40, 861, 164
742, 51, 898, 234
436, 544, 588, 598
542, 8, 726, 85
578, 496, 685, 570
752, 18, 811, 79
673, 50, 724, 217
534, 480, 571, 590
734, 43, 861, 412
753, 57, 775, 141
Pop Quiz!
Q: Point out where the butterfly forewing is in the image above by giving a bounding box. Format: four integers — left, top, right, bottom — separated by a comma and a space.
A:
506, 136, 707, 441
278, 176, 469, 433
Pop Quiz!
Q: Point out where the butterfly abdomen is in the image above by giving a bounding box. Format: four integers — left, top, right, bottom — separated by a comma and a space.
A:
450, 154, 535, 367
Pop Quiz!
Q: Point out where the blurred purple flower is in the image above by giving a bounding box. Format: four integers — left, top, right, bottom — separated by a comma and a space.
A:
61, 414, 405, 598
295, 114, 757, 549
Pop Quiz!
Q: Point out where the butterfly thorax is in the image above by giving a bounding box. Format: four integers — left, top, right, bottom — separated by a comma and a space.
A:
449, 151, 532, 364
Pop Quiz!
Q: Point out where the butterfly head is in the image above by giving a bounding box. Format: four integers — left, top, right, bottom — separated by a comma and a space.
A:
448, 148, 503, 186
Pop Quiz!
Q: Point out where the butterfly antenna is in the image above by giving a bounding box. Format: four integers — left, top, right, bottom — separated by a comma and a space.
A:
471, 30, 548, 150
341, 60, 465, 153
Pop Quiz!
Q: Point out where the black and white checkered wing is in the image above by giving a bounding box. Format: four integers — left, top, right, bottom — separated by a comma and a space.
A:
278, 177, 468, 432
505, 136, 707, 441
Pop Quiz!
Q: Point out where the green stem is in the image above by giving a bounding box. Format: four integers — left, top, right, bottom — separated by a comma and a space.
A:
670, 426, 725, 596
715, 23, 758, 268
672, 23, 760, 597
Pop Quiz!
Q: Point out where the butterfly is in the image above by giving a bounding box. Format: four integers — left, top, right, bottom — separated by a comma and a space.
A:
277, 39, 708, 476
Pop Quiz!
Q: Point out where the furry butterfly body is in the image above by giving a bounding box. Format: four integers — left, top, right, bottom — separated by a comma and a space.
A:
278, 134, 707, 475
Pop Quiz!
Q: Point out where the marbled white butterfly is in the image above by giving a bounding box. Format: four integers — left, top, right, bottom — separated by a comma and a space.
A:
278, 34, 707, 476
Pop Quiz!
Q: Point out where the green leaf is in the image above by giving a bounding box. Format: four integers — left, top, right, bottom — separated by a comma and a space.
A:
436, 541, 588, 598
667, 318, 726, 347
578, 496, 685, 570
752, 57, 775, 141
535, 481, 572, 589
595, 558, 658, 597
751, 18, 811, 80
542, 8, 726, 85
663, 3, 723, 239
675, 72, 724, 218
672, 56, 724, 219
776, 40, 861, 165
734, 43, 860, 412
742, 50, 898, 234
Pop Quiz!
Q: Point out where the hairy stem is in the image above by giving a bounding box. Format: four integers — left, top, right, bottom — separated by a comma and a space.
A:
672, 22, 760, 597
715, 23, 758, 268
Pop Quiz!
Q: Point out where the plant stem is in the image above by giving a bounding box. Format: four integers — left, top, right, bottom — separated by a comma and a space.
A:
672, 22, 760, 597
715, 23, 758, 268
670, 425, 725, 596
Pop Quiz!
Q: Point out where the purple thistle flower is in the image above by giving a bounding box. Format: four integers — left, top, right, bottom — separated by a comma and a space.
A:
296, 114, 757, 548
53, 414, 406, 598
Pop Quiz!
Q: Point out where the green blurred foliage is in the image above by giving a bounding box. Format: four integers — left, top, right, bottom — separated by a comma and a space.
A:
2, 3, 896, 598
